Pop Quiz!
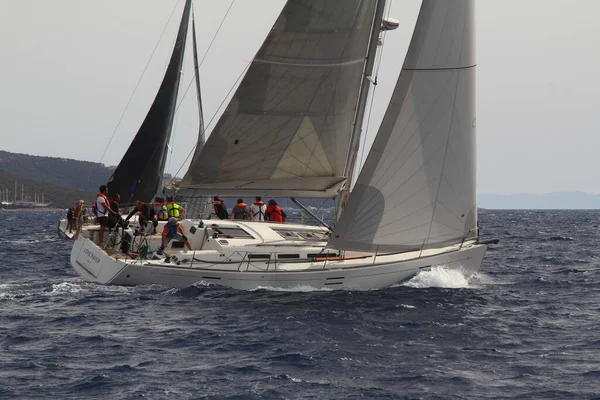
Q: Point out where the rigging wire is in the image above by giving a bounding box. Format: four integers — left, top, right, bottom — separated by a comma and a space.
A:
172, 0, 236, 119
357, 0, 394, 172
98, 0, 183, 165
165, 0, 237, 182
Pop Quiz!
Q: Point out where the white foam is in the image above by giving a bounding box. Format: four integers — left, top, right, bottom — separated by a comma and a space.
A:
402, 266, 473, 289
50, 281, 87, 295
0, 282, 35, 299
250, 285, 333, 292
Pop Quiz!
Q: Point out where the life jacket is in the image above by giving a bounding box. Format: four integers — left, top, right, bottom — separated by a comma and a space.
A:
153, 202, 166, 219
251, 201, 266, 221
157, 210, 168, 220
232, 203, 250, 220
96, 193, 109, 217
163, 222, 179, 238
166, 201, 183, 218
266, 204, 285, 222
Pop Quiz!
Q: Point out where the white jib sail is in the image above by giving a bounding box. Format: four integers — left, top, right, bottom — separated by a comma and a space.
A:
330, 0, 478, 252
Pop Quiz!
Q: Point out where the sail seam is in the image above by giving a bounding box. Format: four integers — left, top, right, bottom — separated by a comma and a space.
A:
372, 73, 456, 189
253, 58, 366, 68
404, 65, 475, 71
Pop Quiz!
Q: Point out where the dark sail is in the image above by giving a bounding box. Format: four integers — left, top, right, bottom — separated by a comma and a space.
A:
107, 0, 192, 205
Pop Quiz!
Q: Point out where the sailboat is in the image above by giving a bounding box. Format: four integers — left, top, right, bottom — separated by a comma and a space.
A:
70, 0, 497, 290
58, 0, 199, 239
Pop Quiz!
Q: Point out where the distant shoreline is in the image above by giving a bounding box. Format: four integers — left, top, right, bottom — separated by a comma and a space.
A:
0, 208, 63, 212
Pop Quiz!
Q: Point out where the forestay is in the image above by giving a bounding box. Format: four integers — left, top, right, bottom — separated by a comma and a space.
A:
330, 0, 478, 252
179, 0, 379, 197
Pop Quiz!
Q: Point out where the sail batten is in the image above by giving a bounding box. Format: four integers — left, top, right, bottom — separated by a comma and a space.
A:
329, 0, 477, 252
179, 0, 379, 198
253, 58, 366, 68
107, 0, 192, 205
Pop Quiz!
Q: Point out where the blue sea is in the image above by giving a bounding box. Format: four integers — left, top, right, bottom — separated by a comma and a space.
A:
1, 210, 599, 399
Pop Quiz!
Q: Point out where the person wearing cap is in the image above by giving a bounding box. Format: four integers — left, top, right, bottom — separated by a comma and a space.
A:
265, 199, 285, 223
158, 217, 192, 255
213, 196, 229, 220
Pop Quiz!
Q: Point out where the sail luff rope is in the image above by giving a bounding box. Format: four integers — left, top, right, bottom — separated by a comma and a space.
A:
98, 0, 183, 165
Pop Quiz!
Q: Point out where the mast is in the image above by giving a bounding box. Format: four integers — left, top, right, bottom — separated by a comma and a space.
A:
191, 6, 205, 152
185, 4, 212, 219
106, 0, 192, 205
337, 0, 387, 219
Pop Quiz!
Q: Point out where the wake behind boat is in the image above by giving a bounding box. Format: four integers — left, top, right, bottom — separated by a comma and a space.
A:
70, 0, 497, 291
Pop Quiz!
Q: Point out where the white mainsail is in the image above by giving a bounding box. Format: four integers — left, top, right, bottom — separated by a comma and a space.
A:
179, 0, 379, 197
330, 0, 477, 252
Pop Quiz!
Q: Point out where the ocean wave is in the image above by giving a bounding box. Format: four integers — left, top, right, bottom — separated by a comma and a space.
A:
1, 210, 600, 399
402, 266, 475, 289
547, 235, 576, 241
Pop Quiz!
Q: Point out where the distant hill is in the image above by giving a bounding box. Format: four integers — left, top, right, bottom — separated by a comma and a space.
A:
478, 191, 600, 209
0, 151, 173, 208
2, 151, 598, 210
0, 150, 113, 193
0, 170, 95, 208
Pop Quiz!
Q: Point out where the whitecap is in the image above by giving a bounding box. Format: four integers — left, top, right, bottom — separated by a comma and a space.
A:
402, 266, 473, 289
50, 281, 87, 295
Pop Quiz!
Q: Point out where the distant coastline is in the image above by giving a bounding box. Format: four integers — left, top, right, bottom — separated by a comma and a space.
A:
0, 207, 62, 212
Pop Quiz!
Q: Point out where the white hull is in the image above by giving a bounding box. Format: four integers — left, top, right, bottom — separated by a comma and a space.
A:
57, 217, 76, 240
70, 219, 488, 291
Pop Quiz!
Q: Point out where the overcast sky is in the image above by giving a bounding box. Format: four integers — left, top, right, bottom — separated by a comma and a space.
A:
1, 0, 599, 195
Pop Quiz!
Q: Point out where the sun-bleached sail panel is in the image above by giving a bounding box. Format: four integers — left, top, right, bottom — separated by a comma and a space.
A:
330, 0, 477, 252
179, 0, 378, 198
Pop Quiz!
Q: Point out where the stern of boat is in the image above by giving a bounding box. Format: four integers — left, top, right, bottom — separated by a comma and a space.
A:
70, 235, 127, 284
57, 218, 75, 240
